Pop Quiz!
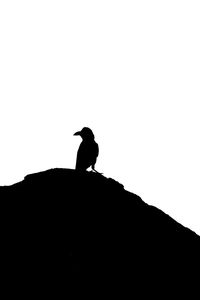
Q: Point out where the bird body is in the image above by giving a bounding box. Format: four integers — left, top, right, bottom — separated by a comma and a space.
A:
75, 139, 99, 170
74, 127, 101, 173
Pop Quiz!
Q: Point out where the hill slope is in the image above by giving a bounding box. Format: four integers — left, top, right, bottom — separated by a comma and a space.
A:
1, 168, 199, 293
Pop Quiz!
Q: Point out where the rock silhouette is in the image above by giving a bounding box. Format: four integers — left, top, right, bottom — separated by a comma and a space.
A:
0, 168, 199, 295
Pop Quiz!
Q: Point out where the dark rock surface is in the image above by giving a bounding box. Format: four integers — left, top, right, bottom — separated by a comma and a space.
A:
1, 168, 199, 294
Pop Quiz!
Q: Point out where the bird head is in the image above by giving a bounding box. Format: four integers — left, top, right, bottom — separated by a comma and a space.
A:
73, 127, 95, 140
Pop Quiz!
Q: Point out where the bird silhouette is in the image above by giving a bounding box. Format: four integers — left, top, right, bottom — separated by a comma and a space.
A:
74, 127, 102, 174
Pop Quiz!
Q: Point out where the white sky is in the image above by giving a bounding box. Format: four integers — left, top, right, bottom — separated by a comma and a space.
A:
0, 1, 200, 235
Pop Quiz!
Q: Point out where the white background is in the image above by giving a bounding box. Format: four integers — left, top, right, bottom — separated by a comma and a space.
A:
0, 1, 199, 235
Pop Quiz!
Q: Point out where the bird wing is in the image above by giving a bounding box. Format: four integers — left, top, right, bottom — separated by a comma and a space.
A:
93, 141, 99, 159
90, 141, 99, 168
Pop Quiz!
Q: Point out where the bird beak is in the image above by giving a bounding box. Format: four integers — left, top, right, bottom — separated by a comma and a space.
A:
73, 131, 81, 136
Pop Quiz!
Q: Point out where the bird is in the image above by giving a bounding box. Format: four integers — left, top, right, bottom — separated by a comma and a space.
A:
73, 127, 102, 174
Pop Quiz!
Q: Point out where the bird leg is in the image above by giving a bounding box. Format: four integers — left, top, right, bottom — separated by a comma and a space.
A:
92, 165, 103, 175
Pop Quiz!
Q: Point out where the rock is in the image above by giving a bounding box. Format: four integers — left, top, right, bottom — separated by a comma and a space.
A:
0, 168, 199, 295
